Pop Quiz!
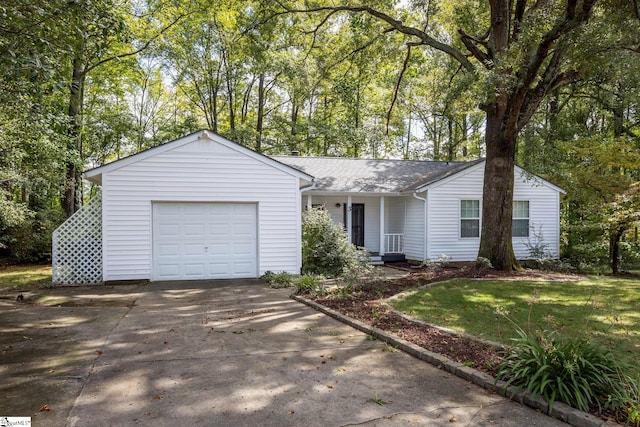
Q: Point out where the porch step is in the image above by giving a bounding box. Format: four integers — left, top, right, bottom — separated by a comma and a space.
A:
369, 255, 384, 265
382, 253, 406, 263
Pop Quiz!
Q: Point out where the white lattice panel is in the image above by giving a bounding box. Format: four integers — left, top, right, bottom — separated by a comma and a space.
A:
52, 195, 102, 285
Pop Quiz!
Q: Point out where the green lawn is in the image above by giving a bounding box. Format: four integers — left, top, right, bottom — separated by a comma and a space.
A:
0, 264, 52, 291
389, 276, 640, 371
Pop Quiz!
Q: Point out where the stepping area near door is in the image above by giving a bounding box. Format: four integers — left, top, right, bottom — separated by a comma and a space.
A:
0, 279, 566, 426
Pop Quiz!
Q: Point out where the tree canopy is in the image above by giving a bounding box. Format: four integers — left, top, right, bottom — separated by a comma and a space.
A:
1, 0, 638, 271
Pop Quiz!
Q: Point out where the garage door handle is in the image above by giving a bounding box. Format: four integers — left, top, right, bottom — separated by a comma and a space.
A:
204, 246, 208, 252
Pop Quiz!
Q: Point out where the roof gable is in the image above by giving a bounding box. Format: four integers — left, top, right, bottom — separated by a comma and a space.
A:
417, 160, 566, 194
84, 130, 314, 185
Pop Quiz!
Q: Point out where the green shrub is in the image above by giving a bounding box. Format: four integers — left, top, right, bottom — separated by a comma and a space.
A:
420, 254, 452, 271
261, 271, 297, 288
496, 326, 622, 413
260, 271, 276, 282
0, 207, 63, 263
261, 271, 326, 294
301, 207, 370, 279
293, 275, 325, 295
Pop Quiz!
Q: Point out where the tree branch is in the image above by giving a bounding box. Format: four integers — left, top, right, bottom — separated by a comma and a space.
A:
511, 0, 527, 41
268, 3, 475, 72
519, 0, 596, 94
458, 28, 491, 67
518, 56, 579, 133
386, 44, 413, 135
85, 10, 192, 74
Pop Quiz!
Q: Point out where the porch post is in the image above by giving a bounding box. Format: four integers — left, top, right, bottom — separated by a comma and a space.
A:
346, 196, 352, 244
306, 194, 312, 210
379, 196, 385, 256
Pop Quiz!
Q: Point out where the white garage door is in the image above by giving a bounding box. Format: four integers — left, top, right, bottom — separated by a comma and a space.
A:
152, 203, 257, 280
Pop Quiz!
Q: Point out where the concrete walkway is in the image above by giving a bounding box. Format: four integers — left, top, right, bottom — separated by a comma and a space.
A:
0, 280, 567, 426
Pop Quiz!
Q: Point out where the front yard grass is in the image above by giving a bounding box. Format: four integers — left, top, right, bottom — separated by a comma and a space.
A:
0, 264, 52, 291
389, 275, 640, 373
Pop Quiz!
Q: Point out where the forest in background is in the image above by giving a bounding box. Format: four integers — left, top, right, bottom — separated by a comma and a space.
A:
1, 0, 639, 272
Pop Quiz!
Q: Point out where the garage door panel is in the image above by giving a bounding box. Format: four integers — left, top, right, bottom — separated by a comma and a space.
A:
158, 264, 180, 278
208, 262, 230, 276
158, 243, 180, 257
184, 263, 205, 277
158, 204, 180, 215
184, 223, 206, 236
153, 203, 257, 281
184, 243, 205, 256
209, 224, 229, 235
232, 223, 255, 235
233, 243, 254, 255
232, 261, 255, 276
184, 204, 207, 215
209, 243, 229, 255
158, 223, 180, 237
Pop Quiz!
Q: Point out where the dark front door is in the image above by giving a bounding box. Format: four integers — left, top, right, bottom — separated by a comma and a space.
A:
345, 203, 365, 247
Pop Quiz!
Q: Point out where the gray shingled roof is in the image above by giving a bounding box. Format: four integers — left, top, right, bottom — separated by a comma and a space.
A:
270, 156, 484, 193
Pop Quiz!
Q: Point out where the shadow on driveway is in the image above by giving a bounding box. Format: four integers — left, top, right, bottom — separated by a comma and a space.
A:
0, 280, 565, 426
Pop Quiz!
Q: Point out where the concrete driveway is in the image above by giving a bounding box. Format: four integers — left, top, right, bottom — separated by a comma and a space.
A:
0, 280, 566, 426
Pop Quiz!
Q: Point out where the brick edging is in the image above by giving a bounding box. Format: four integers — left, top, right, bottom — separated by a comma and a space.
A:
291, 294, 619, 427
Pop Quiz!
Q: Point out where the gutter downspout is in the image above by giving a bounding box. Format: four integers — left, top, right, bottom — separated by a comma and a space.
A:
413, 191, 428, 260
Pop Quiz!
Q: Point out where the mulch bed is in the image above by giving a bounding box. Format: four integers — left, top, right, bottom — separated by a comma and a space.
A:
313, 265, 508, 374
310, 265, 625, 424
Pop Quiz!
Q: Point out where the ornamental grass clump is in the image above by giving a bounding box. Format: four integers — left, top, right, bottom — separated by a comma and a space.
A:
496, 324, 622, 414
606, 373, 640, 426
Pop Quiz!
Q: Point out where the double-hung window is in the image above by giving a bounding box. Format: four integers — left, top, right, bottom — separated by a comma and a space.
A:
512, 201, 530, 237
460, 200, 480, 238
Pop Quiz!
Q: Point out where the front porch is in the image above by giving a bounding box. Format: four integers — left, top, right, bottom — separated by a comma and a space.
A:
304, 194, 407, 261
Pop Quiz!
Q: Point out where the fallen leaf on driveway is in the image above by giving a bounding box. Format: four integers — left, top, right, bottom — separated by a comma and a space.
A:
155, 394, 163, 400
449, 416, 456, 422
95, 350, 103, 355
288, 410, 295, 415
40, 404, 51, 411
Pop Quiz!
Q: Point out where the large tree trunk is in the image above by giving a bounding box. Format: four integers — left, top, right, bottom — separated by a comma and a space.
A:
62, 55, 85, 217
478, 104, 518, 270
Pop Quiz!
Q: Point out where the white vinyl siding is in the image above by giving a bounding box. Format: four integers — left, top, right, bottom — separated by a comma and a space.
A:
102, 138, 302, 281
512, 174, 561, 259
427, 164, 561, 261
404, 194, 426, 261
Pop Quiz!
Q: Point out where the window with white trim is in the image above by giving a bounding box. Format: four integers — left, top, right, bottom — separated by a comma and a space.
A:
460, 200, 480, 238
512, 201, 530, 237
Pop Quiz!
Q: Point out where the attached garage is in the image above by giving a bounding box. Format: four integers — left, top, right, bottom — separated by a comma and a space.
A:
152, 202, 258, 280
77, 130, 313, 283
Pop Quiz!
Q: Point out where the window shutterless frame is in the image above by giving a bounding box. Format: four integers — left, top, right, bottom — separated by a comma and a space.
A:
512, 200, 530, 238
460, 199, 481, 238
